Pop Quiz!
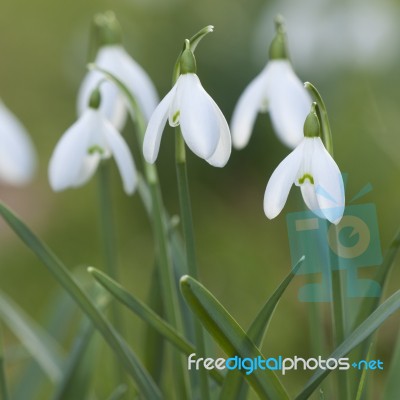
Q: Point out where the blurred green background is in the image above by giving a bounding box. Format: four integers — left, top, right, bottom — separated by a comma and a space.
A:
1, 0, 400, 398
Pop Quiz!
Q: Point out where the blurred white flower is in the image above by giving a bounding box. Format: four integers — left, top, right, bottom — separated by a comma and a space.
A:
143, 72, 231, 167
0, 101, 36, 186
255, 0, 400, 73
264, 135, 344, 224
231, 59, 311, 149
49, 103, 137, 195
78, 45, 159, 130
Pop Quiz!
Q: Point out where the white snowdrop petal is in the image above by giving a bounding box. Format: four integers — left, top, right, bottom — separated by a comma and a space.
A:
312, 138, 345, 224
266, 60, 312, 148
72, 154, 102, 188
143, 86, 176, 164
103, 120, 137, 195
0, 102, 37, 185
264, 141, 305, 219
179, 74, 219, 159
231, 72, 266, 149
300, 182, 325, 219
206, 98, 231, 167
77, 54, 127, 130
114, 47, 159, 122
48, 109, 99, 191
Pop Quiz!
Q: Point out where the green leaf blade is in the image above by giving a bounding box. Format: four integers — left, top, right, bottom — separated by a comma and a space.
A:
180, 275, 289, 400
0, 203, 162, 400
296, 289, 400, 399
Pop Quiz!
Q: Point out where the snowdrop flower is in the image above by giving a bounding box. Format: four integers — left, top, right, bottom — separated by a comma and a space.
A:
231, 17, 311, 149
143, 40, 231, 167
0, 101, 36, 186
77, 12, 159, 131
49, 89, 137, 194
264, 104, 344, 224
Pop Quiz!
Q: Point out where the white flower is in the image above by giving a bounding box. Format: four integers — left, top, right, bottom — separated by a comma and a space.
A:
143, 73, 231, 167
231, 59, 312, 149
48, 108, 137, 194
77, 45, 159, 130
0, 101, 36, 186
264, 136, 345, 224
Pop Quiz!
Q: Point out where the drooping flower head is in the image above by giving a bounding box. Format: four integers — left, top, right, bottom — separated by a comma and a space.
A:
231, 16, 312, 149
264, 103, 345, 224
49, 87, 137, 194
77, 11, 159, 131
0, 101, 36, 186
143, 39, 231, 167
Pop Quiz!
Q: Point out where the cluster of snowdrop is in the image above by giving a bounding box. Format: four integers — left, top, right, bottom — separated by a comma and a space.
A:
1, 13, 345, 224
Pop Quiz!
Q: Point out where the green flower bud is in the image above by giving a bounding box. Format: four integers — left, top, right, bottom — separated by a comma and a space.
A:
268, 15, 289, 60
303, 103, 321, 138
180, 39, 197, 74
93, 11, 122, 46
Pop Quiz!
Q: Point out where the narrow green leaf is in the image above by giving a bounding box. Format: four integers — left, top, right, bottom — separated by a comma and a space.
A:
88, 267, 224, 385
143, 266, 165, 384
354, 343, 373, 400
0, 291, 64, 383
220, 256, 304, 400
106, 384, 128, 400
180, 275, 289, 400
383, 329, 400, 399
354, 229, 400, 329
0, 324, 9, 400
51, 319, 96, 400
12, 289, 78, 400
296, 289, 400, 399
0, 203, 162, 400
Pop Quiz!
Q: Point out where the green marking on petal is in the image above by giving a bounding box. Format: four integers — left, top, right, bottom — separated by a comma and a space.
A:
172, 111, 180, 124
88, 145, 105, 155
298, 174, 314, 185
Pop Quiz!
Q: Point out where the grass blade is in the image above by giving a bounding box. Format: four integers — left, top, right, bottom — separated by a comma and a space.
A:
296, 289, 400, 399
0, 324, 9, 400
353, 228, 400, 329
88, 267, 224, 385
219, 256, 304, 400
51, 319, 96, 400
106, 384, 128, 400
0, 202, 162, 400
180, 275, 289, 400
0, 291, 64, 383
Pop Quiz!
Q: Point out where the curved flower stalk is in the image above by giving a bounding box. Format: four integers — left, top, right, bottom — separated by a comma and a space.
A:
143, 40, 231, 167
231, 17, 311, 149
0, 101, 36, 186
49, 89, 137, 194
264, 103, 344, 224
77, 12, 159, 131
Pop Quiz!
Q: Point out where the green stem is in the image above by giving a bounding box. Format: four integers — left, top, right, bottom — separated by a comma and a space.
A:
0, 324, 9, 400
97, 162, 124, 382
133, 106, 190, 399
304, 82, 334, 156
329, 225, 350, 399
175, 128, 210, 400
